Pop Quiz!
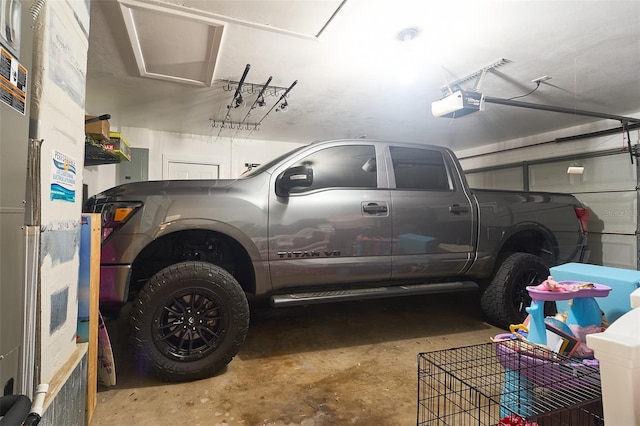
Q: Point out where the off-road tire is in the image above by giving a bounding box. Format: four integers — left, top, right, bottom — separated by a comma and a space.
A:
130, 261, 249, 382
480, 252, 551, 329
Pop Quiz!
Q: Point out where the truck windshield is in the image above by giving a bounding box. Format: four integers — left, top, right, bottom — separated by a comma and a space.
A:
241, 144, 309, 178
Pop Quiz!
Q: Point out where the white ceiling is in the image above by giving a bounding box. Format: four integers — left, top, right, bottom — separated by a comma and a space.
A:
85, 0, 640, 152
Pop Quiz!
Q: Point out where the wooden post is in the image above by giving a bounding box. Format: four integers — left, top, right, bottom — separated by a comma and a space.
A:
82, 214, 101, 425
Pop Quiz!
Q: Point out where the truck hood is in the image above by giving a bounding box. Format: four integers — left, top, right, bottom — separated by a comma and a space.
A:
94, 179, 239, 199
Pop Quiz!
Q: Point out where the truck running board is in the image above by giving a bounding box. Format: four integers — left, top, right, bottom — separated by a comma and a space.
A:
271, 281, 479, 307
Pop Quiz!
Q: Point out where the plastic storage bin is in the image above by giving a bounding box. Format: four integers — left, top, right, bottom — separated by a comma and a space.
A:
587, 287, 640, 426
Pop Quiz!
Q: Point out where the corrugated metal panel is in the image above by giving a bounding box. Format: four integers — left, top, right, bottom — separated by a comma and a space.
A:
40, 352, 87, 426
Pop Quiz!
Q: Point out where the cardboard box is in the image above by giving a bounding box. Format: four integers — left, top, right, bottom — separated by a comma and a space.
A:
104, 132, 131, 161
85, 115, 110, 141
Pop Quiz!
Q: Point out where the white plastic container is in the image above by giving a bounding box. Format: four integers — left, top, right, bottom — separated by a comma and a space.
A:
631, 286, 640, 309
586, 287, 640, 426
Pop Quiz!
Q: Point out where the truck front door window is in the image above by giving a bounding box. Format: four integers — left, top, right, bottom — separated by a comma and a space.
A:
289, 145, 377, 193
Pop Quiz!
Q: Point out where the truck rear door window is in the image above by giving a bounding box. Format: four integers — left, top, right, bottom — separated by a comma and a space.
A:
389, 147, 451, 190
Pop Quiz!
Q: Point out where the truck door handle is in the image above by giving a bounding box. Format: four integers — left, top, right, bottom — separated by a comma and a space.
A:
363, 203, 388, 214
449, 204, 469, 214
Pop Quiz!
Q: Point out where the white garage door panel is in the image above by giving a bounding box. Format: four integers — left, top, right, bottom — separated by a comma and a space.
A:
587, 233, 637, 270
469, 150, 639, 270
574, 191, 637, 234
167, 162, 219, 180
466, 167, 523, 190
529, 154, 636, 193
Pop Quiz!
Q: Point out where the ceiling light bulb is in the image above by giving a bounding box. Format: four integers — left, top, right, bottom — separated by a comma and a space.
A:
396, 27, 420, 42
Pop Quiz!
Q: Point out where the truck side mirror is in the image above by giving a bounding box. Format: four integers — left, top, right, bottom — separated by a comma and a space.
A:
276, 165, 313, 196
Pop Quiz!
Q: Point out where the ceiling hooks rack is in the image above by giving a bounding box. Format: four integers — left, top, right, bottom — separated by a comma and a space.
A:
243, 80, 297, 143
226, 64, 251, 110
214, 64, 251, 141
210, 119, 260, 131
222, 78, 291, 98
233, 76, 274, 139
213, 65, 297, 142
240, 77, 273, 122
256, 80, 297, 125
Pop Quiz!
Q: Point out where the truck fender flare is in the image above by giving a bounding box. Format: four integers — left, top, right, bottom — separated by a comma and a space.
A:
493, 221, 559, 264
152, 218, 264, 262
139, 218, 272, 295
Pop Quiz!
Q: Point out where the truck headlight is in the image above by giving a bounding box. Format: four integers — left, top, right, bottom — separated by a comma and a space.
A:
98, 202, 142, 242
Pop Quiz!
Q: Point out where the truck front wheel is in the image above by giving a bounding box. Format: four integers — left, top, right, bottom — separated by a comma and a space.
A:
130, 261, 249, 381
480, 252, 551, 329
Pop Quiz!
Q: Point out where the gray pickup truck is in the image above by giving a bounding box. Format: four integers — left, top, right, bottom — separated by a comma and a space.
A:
85, 139, 589, 381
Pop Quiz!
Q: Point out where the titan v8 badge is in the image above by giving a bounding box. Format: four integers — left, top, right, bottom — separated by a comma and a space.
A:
276, 250, 341, 258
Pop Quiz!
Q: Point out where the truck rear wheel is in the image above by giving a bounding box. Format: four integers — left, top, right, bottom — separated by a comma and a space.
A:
130, 261, 249, 381
480, 252, 552, 329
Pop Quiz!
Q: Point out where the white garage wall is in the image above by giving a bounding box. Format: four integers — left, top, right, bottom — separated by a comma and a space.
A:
458, 117, 640, 270
33, 0, 90, 384
83, 162, 116, 197
83, 127, 304, 196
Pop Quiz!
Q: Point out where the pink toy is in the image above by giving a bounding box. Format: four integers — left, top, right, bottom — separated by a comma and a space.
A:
534, 276, 597, 292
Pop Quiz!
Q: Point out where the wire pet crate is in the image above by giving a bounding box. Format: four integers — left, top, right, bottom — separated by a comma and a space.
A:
417, 340, 604, 425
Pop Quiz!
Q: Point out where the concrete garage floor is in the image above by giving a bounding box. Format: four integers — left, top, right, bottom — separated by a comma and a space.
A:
91, 292, 503, 425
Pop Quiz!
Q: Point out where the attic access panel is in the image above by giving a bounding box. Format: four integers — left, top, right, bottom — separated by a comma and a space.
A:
119, 0, 225, 86
161, 0, 348, 39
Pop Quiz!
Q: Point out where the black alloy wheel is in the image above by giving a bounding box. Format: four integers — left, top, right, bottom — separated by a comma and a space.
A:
480, 252, 552, 329
154, 287, 229, 362
131, 261, 249, 381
